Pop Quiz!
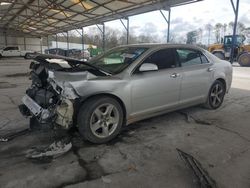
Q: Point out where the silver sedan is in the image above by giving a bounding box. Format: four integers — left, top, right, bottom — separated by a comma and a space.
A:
20, 44, 232, 143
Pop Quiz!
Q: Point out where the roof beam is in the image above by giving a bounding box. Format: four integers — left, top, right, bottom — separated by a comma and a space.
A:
0, 0, 203, 37
4, 0, 36, 28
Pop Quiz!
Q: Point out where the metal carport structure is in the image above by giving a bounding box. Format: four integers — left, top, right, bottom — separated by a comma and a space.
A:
0, 0, 203, 51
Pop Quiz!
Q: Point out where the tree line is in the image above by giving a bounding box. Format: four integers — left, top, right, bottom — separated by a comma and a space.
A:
186, 21, 250, 45
44, 26, 160, 50
43, 21, 250, 50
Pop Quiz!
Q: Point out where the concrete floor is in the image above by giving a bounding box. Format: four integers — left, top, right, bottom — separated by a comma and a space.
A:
0, 58, 250, 188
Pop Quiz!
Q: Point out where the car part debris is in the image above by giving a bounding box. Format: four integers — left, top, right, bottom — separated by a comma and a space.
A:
55, 99, 74, 129
26, 140, 72, 159
176, 148, 217, 188
0, 128, 30, 142
101, 176, 112, 184
179, 111, 212, 125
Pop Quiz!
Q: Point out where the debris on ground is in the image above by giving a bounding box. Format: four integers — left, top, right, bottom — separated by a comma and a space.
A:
26, 140, 72, 160
178, 111, 212, 125
5, 72, 29, 77
177, 148, 217, 188
0, 128, 30, 142
101, 176, 112, 183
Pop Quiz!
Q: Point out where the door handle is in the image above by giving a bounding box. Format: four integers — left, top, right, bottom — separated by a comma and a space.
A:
170, 73, 180, 78
207, 67, 214, 72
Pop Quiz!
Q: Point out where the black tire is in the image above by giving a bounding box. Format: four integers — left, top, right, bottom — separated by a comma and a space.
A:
213, 52, 225, 60
29, 116, 41, 130
0, 54, 2, 58
238, 52, 250, 67
204, 80, 226, 109
77, 96, 124, 144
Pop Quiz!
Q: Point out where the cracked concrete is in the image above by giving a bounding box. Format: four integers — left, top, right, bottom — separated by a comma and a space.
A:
0, 58, 250, 188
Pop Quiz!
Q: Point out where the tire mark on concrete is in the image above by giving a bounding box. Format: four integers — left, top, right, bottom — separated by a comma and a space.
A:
178, 111, 250, 143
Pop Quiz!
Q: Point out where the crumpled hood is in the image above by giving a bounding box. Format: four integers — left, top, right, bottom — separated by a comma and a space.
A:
49, 70, 97, 83
48, 69, 125, 99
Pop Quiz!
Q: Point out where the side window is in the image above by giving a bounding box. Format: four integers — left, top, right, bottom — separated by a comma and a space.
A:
13, 47, 18, 50
7, 47, 16, 50
4, 47, 10, 51
176, 49, 202, 67
200, 53, 209, 63
142, 48, 177, 70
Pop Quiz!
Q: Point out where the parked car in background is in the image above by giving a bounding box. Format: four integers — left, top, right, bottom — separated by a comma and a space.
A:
45, 48, 90, 61
45, 48, 66, 56
19, 44, 232, 144
0, 46, 34, 58
80, 49, 90, 61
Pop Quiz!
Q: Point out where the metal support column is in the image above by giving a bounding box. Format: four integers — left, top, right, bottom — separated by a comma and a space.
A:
40, 37, 42, 53
56, 33, 58, 48
96, 23, 105, 51
24, 37, 26, 50
4, 32, 7, 46
230, 0, 240, 63
47, 36, 50, 52
160, 8, 171, 43
120, 17, 129, 44
167, 9, 171, 43
102, 23, 105, 51
67, 31, 69, 50
82, 27, 84, 51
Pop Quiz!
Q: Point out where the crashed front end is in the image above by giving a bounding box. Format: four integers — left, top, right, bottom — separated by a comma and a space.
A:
19, 56, 79, 130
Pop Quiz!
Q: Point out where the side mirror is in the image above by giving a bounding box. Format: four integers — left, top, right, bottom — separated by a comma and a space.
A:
139, 63, 158, 72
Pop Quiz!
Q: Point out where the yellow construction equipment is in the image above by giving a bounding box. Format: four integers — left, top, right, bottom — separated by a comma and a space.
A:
208, 35, 250, 66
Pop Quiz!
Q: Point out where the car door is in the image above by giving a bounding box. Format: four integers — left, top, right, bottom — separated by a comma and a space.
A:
130, 48, 182, 117
3, 47, 18, 56
12, 47, 20, 56
2, 47, 11, 56
176, 48, 214, 105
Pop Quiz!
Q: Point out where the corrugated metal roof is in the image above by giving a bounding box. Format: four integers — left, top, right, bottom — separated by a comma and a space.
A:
0, 0, 202, 36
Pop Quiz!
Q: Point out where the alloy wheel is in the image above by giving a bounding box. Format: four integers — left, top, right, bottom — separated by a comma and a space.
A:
90, 103, 119, 138
210, 83, 224, 108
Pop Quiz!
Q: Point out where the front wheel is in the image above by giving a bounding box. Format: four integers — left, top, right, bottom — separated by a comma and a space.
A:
238, 52, 250, 67
204, 80, 226, 109
77, 96, 124, 144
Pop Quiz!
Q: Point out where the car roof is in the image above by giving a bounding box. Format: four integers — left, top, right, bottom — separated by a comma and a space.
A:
114, 43, 205, 51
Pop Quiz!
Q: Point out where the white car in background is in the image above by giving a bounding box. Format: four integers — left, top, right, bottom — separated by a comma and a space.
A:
0, 46, 34, 58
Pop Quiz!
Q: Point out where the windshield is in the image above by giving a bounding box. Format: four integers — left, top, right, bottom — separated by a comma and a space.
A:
224, 35, 245, 46
86, 47, 148, 74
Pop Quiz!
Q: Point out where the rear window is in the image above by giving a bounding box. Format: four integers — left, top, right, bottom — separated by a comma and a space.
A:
177, 49, 202, 66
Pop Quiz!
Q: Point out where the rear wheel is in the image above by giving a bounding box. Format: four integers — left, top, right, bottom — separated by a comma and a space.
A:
77, 96, 124, 144
204, 80, 226, 109
213, 52, 225, 60
238, 52, 250, 67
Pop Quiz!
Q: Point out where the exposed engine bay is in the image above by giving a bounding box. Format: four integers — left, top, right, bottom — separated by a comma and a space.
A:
18, 53, 106, 129
19, 60, 73, 129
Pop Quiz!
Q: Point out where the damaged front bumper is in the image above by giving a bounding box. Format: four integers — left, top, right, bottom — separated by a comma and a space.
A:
19, 94, 75, 129
19, 59, 81, 130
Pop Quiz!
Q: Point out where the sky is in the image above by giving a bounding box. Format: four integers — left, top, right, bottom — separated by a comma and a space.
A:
84, 0, 250, 44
